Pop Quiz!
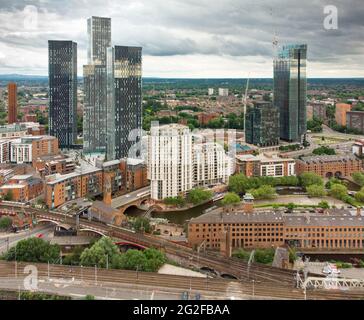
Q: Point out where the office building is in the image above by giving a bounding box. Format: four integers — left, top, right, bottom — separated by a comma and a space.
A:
218, 88, 229, 97
245, 101, 280, 147
48, 40, 77, 149
7, 83, 17, 124
83, 16, 111, 154
106, 46, 143, 160
274, 44, 307, 142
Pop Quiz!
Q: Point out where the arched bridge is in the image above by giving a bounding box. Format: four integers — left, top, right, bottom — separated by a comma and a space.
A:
111, 187, 150, 215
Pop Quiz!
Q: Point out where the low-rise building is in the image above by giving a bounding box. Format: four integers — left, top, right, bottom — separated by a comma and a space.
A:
236, 153, 296, 177
0, 140, 11, 163
0, 122, 46, 139
352, 139, 364, 158
10, 135, 59, 164
44, 165, 103, 209
335, 103, 352, 126
0, 174, 43, 202
188, 203, 364, 251
33, 155, 76, 177
296, 155, 362, 178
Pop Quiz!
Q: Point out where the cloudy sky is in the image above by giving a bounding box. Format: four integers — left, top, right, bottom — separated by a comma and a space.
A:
0, 0, 363, 78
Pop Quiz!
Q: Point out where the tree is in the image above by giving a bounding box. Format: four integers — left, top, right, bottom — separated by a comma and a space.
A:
0, 216, 12, 230
232, 248, 250, 261
306, 184, 327, 197
352, 172, 364, 187
187, 188, 213, 205
119, 249, 147, 271
254, 248, 275, 264
326, 178, 346, 189
299, 172, 324, 188
3, 190, 13, 201
164, 196, 186, 207
355, 187, 364, 203
132, 217, 151, 233
80, 237, 120, 268
143, 248, 167, 272
318, 200, 330, 209
330, 183, 348, 200
63, 246, 84, 266
4, 238, 60, 263
307, 117, 323, 133
286, 203, 296, 212
221, 192, 241, 206
250, 185, 276, 200
312, 146, 336, 156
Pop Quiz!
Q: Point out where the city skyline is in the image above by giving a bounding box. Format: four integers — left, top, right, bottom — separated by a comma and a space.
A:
0, 0, 363, 78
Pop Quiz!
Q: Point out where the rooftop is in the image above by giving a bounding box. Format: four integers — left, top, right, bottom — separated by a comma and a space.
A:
299, 154, 359, 163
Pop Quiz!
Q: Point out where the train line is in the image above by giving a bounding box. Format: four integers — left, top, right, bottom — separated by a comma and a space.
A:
0, 261, 363, 300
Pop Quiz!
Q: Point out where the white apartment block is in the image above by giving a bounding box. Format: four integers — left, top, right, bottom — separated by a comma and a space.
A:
208, 88, 214, 96
148, 124, 232, 200
148, 124, 193, 200
0, 140, 11, 163
194, 142, 231, 187
10, 139, 32, 164
218, 88, 229, 96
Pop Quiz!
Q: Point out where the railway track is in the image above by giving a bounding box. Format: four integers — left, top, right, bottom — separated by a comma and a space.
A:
0, 262, 363, 300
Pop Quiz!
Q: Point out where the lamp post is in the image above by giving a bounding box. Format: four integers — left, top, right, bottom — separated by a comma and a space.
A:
95, 264, 98, 286
252, 279, 255, 298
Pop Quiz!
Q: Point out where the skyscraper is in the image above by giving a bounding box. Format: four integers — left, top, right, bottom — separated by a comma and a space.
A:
48, 40, 77, 148
106, 46, 142, 160
274, 44, 307, 142
83, 16, 111, 154
245, 101, 280, 147
7, 83, 17, 124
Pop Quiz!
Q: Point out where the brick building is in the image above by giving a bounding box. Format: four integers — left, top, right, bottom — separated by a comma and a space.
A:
296, 155, 362, 178
0, 174, 43, 202
7, 83, 17, 124
188, 203, 364, 251
33, 155, 76, 177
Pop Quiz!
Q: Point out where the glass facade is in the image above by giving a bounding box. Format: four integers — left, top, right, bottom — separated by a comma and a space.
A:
48, 40, 77, 149
106, 46, 143, 160
83, 16, 111, 154
245, 101, 280, 147
274, 44, 307, 142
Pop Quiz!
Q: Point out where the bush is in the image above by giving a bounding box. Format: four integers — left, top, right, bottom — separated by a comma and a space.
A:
221, 192, 241, 206
254, 248, 275, 265
306, 184, 326, 197
232, 248, 250, 261
0, 216, 12, 230
312, 146, 336, 155
329, 183, 348, 200
318, 201, 330, 209
352, 172, 364, 187
187, 188, 213, 205
164, 196, 186, 207
299, 173, 324, 188
250, 185, 277, 200
132, 217, 151, 233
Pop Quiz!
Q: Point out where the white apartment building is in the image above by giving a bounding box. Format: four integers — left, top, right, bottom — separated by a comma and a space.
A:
218, 88, 229, 97
148, 124, 193, 200
10, 139, 32, 164
148, 124, 232, 200
208, 88, 214, 96
194, 142, 231, 187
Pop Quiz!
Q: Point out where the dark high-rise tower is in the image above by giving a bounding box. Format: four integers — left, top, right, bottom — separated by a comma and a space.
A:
83, 16, 111, 154
274, 44, 307, 142
48, 40, 77, 148
245, 101, 280, 147
106, 46, 142, 160
7, 82, 17, 124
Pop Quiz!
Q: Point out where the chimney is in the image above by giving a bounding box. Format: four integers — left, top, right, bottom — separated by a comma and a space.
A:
103, 172, 112, 206
243, 193, 254, 214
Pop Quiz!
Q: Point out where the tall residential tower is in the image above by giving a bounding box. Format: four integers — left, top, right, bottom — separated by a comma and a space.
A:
274, 44, 307, 142
83, 16, 111, 154
48, 40, 77, 148
7, 83, 17, 124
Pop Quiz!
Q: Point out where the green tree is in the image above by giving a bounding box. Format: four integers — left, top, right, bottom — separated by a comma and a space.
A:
286, 203, 296, 212
318, 200, 330, 209
306, 184, 327, 197
312, 146, 336, 155
143, 248, 167, 272
221, 192, 241, 206
3, 190, 13, 201
330, 183, 348, 200
254, 248, 275, 264
119, 249, 147, 271
325, 178, 346, 189
352, 172, 364, 187
132, 217, 152, 233
4, 238, 60, 263
249, 185, 277, 200
232, 248, 250, 261
80, 237, 120, 268
63, 246, 84, 266
164, 196, 186, 207
0, 216, 12, 230
354, 187, 364, 203
299, 172, 324, 188
187, 188, 213, 205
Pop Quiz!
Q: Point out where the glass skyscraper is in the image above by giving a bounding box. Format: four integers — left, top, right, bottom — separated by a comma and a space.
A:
245, 101, 280, 147
106, 46, 143, 160
274, 44, 307, 142
48, 40, 77, 149
83, 16, 111, 154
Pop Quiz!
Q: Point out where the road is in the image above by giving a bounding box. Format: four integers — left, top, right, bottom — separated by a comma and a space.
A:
0, 224, 54, 254
111, 186, 150, 209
